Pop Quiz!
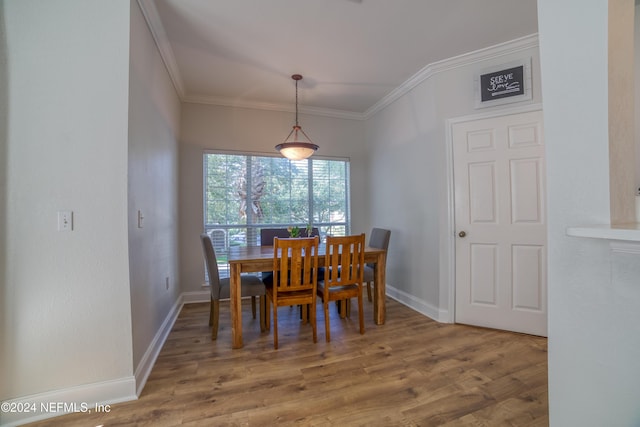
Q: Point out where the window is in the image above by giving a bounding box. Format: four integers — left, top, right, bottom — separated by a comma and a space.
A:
203, 152, 350, 277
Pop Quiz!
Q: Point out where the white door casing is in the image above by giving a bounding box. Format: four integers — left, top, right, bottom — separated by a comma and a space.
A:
453, 110, 547, 337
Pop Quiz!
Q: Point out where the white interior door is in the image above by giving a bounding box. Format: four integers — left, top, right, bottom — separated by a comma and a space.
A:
453, 110, 547, 337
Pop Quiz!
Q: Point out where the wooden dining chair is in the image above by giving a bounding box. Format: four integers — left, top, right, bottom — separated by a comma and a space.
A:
363, 228, 391, 302
261, 226, 324, 302
200, 233, 266, 340
265, 236, 319, 349
317, 233, 366, 342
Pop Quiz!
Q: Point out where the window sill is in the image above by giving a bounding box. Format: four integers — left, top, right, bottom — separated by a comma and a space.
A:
566, 223, 640, 243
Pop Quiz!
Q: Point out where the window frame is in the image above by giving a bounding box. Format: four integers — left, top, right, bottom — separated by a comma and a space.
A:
202, 149, 351, 277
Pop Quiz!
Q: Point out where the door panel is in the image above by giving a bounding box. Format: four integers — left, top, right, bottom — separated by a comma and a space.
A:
453, 110, 546, 337
467, 129, 496, 151
470, 243, 498, 306
512, 244, 545, 311
510, 158, 543, 223
469, 162, 498, 223
508, 121, 542, 148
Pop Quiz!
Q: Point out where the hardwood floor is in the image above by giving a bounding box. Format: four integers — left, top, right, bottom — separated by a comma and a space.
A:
26, 298, 548, 426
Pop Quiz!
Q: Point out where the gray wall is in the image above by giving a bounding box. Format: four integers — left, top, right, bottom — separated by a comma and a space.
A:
128, 0, 181, 382
178, 103, 367, 295
365, 39, 543, 321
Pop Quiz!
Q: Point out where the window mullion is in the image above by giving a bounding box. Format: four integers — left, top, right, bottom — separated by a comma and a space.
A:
345, 162, 351, 235
246, 157, 258, 246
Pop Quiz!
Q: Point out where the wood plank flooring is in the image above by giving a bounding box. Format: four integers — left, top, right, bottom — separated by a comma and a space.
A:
26, 298, 548, 426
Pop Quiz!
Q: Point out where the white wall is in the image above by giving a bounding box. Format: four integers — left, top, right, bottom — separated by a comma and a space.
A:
179, 103, 367, 294
365, 39, 542, 320
0, 0, 134, 417
128, 0, 181, 381
636, 4, 640, 193
538, 0, 640, 425
0, 2, 7, 409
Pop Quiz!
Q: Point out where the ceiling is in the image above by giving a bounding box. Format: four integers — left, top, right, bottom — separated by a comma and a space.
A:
140, 0, 538, 118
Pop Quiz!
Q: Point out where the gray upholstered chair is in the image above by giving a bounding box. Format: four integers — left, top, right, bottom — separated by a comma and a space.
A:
200, 233, 266, 340
363, 228, 391, 302
260, 227, 320, 245
260, 228, 290, 246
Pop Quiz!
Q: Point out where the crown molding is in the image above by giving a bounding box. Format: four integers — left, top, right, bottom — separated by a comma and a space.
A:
182, 95, 366, 120
137, 3, 539, 122
137, 0, 185, 98
363, 33, 539, 119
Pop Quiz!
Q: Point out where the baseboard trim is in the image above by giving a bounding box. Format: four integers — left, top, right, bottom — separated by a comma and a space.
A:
132, 290, 209, 396
182, 290, 210, 304
385, 285, 450, 323
133, 290, 208, 398
133, 295, 185, 397
0, 377, 136, 427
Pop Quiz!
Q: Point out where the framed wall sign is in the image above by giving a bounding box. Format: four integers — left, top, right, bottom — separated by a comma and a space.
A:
475, 58, 532, 108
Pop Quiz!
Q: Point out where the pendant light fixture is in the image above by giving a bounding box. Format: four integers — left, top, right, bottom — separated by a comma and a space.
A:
275, 74, 319, 160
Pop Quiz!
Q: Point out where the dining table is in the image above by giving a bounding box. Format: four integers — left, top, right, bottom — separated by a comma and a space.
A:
227, 244, 387, 349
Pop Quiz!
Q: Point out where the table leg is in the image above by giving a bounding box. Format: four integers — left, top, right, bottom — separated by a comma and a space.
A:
230, 263, 243, 349
373, 252, 387, 325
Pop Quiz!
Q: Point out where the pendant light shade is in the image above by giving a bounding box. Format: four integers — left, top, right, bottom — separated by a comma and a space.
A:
276, 74, 318, 160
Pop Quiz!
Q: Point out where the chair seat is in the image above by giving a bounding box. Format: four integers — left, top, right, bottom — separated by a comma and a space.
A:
266, 286, 315, 306
317, 282, 359, 296
218, 275, 265, 299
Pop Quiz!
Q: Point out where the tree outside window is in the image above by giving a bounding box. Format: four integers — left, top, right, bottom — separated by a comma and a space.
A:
203, 152, 350, 277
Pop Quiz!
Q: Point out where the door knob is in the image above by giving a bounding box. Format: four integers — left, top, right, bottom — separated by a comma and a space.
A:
458, 231, 466, 238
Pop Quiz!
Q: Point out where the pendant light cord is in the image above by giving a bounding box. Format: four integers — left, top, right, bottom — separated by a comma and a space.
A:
274, 74, 318, 160
295, 78, 299, 127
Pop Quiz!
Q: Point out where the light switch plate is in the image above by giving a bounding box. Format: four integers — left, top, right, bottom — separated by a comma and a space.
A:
58, 211, 73, 231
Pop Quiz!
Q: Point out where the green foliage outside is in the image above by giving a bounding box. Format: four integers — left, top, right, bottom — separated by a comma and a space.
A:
204, 153, 349, 247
